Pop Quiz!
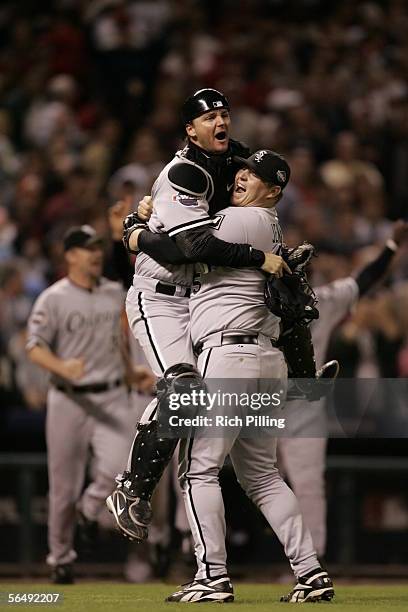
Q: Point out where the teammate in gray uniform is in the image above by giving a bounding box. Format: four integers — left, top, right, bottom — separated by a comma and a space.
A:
166, 151, 334, 604
26, 226, 135, 584
107, 89, 290, 541
278, 219, 408, 558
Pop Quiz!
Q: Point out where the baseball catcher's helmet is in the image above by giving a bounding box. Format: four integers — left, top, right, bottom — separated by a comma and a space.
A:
181, 88, 230, 124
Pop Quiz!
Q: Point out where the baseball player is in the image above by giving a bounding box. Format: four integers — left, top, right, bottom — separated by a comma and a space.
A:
165, 150, 334, 604
107, 89, 290, 541
26, 225, 135, 584
108, 198, 192, 579
278, 219, 408, 558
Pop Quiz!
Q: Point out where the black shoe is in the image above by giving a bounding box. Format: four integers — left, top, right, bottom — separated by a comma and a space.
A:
281, 568, 334, 603
77, 509, 98, 553
166, 576, 234, 603
50, 564, 74, 585
106, 489, 150, 541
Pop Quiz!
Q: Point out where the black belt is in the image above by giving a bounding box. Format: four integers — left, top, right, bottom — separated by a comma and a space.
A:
55, 378, 123, 394
155, 281, 191, 298
194, 334, 277, 356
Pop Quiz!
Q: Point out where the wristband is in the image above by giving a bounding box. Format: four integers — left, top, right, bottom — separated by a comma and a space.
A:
249, 247, 266, 268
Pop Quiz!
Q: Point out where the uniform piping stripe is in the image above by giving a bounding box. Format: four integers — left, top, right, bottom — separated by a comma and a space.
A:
200, 348, 212, 378
137, 291, 166, 373
185, 438, 211, 578
168, 217, 214, 237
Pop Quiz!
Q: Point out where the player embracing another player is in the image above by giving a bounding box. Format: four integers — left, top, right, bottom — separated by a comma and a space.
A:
106, 89, 290, 542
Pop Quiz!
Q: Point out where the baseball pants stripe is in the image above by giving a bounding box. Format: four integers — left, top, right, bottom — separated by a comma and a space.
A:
137, 291, 166, 373
185, 437, 211, 578
200, 348, 212, 377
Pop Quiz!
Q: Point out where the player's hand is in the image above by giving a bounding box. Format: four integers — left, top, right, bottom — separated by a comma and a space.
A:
392, 220, 408, 246
261, 253, 292, 277
137, 195, 153, 221
60, 358, 85, 382
132, 365, 157, 394
109, 196, 133, 241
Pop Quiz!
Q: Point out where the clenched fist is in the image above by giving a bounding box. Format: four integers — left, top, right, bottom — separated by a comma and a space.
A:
137, 195, 153, 221
59, 358, 85, 382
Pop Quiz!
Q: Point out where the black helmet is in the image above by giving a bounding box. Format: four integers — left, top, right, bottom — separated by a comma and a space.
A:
181, 88, 230, 124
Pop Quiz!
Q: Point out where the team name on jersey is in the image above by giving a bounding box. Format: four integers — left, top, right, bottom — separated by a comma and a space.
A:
66, 310, 120, 333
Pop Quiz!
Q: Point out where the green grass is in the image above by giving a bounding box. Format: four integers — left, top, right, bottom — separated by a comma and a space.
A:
0, 583, 408, 611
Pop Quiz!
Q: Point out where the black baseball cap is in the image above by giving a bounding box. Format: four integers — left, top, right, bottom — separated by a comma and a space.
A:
63, 225, 104, 252
234, 149, 291, 189
181, 88, 230, 124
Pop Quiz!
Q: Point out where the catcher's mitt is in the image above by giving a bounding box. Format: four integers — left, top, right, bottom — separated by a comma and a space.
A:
123, 212, 148, 254
282, 242, 316, 273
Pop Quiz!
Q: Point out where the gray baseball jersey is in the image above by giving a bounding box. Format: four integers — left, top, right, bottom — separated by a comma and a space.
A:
135, 151, 215, 287
189, 205, 283, 345
27, 276, 135, 567
180, 204, 319, 581
27, 277, 126, 385
311, 277, 359, 366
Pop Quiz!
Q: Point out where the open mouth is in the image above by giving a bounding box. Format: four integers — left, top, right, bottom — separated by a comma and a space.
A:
234, 182, 246, 193
215, 131, 227, 141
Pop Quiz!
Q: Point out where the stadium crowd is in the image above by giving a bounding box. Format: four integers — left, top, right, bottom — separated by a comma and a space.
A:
1, 0, 408, 425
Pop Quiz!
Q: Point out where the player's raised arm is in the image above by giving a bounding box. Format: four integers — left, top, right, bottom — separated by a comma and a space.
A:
354, 219, 408, 295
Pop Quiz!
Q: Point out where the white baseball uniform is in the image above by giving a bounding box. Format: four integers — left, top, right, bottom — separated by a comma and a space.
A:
181, 205, 320, 580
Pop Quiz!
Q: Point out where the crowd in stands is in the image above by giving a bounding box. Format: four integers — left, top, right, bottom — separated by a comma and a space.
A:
1, 0, 408, 423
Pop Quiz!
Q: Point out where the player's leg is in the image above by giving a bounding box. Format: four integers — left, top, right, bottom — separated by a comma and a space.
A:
107, 286, 196, 539
278, 437, 327, 557
46, 389, 92, 582
81, 387, 134, 520
166, 344, 244, 602
231, 437, 333, 602
168, 435, 234, 603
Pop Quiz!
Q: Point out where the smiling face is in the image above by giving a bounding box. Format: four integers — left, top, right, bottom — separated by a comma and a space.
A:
185, 109, 231, 153
231, 167, 281, 208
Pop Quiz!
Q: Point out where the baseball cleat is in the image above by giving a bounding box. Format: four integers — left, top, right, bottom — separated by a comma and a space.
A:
106, 489, 150, 542
166, 576, 234, 603
50, 563, 74, 585
280, 569, 334, 603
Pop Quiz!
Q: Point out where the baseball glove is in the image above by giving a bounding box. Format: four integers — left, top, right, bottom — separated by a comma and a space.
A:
123, 212, 148, 254
282, 242, 316, 273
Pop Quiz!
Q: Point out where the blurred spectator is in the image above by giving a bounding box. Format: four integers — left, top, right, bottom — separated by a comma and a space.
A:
0, 263, 34, 348
0, 0, 406, 414
0, 207, 17, 262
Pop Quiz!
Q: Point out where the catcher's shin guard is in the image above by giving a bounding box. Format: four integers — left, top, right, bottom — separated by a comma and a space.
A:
279, 323, 317, 378
124, 363, 204, 501
289, 359, 340, 401
126, 420, 178, 500
107, 420, 178, 539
